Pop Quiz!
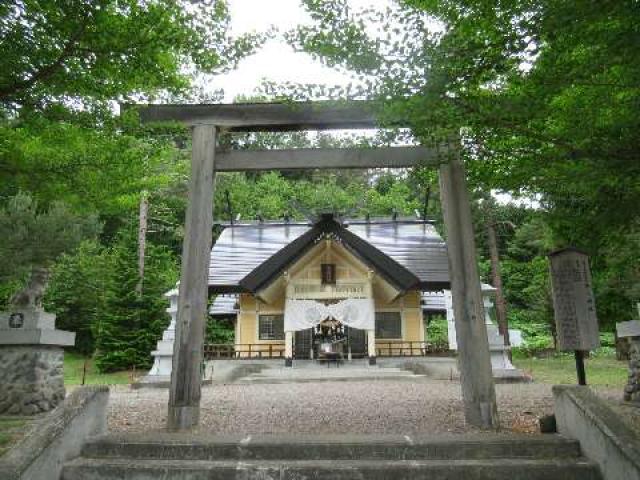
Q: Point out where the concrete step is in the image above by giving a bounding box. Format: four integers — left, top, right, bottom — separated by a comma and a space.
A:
238, 375, 425, 384
236, 366, 424, 384
247, 370, 417, 377
250, 367, 415, 375
80, 433, 583, 461
62, 457, 601, 480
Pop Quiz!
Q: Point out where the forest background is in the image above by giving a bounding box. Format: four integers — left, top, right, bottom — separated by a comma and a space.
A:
0, 0, 637, 372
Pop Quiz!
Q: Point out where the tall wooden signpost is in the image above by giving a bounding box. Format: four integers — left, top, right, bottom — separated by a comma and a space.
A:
134, 101, 499, 430
548, 248, 600, 385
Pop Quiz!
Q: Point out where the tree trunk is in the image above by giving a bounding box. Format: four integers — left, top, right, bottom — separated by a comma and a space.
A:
486, 217, 511, 355
136, 191, 149, 296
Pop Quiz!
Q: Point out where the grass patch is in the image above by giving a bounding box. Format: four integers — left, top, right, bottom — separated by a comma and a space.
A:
0, 417, 31, 457
513, 353, 628, 388
64, 351, 135, 386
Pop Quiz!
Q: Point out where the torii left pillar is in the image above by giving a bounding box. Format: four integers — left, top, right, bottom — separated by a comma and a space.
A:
168, 124, 216, 430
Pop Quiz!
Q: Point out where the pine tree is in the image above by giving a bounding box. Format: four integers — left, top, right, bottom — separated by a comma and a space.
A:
93, 228, 177, 372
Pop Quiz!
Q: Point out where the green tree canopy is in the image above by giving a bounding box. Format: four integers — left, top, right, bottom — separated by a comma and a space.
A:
0, 0, 260, 109
282, 0, 640, 321
0, 192, 101, 281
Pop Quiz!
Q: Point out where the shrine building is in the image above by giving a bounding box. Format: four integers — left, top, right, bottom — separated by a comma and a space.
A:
207, 213, 450, 365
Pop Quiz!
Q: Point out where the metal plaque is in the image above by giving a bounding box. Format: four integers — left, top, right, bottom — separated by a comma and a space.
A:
549, 248, 600, 351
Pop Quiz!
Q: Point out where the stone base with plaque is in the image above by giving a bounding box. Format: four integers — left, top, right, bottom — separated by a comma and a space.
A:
616, 320, 640, 403
0, 308, 75, 415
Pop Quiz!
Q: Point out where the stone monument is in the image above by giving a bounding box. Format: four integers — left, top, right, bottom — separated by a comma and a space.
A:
446, 283, 527, 381
616, 320, 640, 402
0, 269, 75, 415
136, 283, 178, 386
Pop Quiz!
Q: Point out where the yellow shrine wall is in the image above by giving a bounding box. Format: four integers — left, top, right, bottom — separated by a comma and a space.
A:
235, 289, 425, 357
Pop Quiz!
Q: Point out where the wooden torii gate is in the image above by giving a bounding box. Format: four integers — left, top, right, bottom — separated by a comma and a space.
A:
136, 101, 499, 431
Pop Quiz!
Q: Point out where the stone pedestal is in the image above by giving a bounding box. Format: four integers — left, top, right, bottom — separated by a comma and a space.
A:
616, 321, 640, 402
624, 338, 640, 402
0, 308, 75, 415
446, 284, 528, 382
135, 283, 215, 388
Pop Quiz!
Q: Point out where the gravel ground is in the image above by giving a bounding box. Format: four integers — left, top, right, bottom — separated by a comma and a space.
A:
108, 380, 564, 435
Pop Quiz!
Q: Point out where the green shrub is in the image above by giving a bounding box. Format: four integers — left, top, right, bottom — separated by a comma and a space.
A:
206, 317, 234, 344
426, 315, 449, 348
509, 315, 554, 356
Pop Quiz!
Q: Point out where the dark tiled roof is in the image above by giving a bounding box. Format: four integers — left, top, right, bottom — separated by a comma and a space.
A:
209, 217, 450, 293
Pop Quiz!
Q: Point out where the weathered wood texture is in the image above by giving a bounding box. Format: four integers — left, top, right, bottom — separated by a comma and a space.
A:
439, 157, 499, 429
215, 146, 438, 171
133, 101, 381, 131
135, 191, 148, 296
168, 125, 216, 430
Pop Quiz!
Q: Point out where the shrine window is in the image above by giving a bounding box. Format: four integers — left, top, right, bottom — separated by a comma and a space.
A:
258, 314, 284, 340
375, 312, 402, 339
321, 263, 336, 284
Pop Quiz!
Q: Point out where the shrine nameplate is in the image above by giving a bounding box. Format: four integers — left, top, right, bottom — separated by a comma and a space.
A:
548, 248, 600, 351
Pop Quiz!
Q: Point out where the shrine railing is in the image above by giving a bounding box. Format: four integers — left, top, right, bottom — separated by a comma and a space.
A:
203, 341, 450, 360
375, 341, 449, 357
203, 343, 285, 360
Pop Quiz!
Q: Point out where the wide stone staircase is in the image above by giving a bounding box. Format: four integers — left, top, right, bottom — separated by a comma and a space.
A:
235, 363, 425, 384
61, 433, 601, 480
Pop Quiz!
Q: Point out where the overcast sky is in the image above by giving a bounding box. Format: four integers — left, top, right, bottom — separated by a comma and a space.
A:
207, 0, 381, 101
202, 1, 536, 207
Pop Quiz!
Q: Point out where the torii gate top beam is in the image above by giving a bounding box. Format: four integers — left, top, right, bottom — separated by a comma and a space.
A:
132, 100, 396, 131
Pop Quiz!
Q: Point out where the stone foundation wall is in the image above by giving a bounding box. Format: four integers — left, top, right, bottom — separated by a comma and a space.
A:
0, 345, 65, 415
0, 386, 109, 480
554, 385, 640, 480
624, 338, 640, 402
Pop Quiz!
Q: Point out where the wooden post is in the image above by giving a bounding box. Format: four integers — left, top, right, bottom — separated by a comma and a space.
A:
167, 125, 216, 430
439, 156, 499, 429
575, 350, 587, 385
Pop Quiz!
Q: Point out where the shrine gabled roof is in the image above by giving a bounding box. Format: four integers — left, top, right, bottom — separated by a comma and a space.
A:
208, 214, 450, 294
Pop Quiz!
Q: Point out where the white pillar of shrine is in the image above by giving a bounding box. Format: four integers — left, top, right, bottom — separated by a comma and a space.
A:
284, 331, 293, 367
367, 329, 376, 365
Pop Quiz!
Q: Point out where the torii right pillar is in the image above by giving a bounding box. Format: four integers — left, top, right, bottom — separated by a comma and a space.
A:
439, 156, 500, 429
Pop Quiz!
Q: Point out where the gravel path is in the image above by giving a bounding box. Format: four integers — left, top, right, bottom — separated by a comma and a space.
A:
108, 380, 560, 435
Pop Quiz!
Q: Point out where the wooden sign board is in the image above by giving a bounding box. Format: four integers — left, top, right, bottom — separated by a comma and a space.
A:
616, 320, 640, 339
549, 248, 600, 351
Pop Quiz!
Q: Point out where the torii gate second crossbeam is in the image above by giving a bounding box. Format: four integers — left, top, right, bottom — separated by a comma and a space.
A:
133, 100, 499, 431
